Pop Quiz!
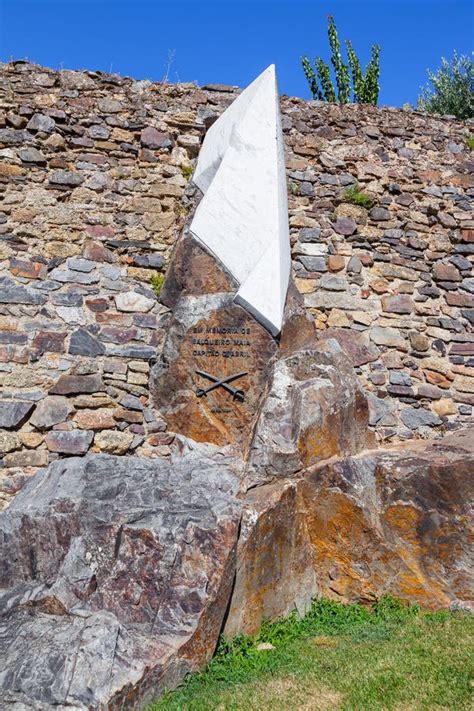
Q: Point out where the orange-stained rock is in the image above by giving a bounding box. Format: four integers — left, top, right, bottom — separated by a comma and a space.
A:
151, 296, 277, 453
152, 233, 318, 456
300, 428, 474, 608
224, 428, 474, 636
224, 480, 316, 637
244, 338, 374, 489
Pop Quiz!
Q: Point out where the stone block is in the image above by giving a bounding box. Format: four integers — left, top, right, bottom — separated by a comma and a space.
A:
94, 431, 134, 454
49, 374, 105, 396
74, 409, 116, 430
45, 430, 94, 454
69, 329, 106, 357
0, 400, 35, 429
115, 292, 155, 313
29, 396, 73, 430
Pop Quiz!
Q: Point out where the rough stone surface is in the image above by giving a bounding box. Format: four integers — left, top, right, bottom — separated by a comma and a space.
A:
225, 428, 474, 635
244, 338, 374, 489
29, 396, 73, 430
0, 61, 473, 503
44, 430, 94, 455
0, 446, 241, 710
0, 400, 34, 430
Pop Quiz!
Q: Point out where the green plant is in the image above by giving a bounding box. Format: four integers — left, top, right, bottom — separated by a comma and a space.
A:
181, 164, 194, 181
465, 134, 474, 150
288, 179, 300, 196
148, 596, 473, 711
150, 273, 165, 297
302, 16, 381, 105
418, 51, 474, 120
343, 183, 374, 209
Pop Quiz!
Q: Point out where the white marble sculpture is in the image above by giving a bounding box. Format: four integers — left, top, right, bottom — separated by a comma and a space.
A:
190, 65, 291, 337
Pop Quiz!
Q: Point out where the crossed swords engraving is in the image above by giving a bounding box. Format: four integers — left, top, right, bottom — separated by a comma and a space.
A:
195, 370, 247, 402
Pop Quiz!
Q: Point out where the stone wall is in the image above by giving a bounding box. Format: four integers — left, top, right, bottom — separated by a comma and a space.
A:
0, 60, 472, 508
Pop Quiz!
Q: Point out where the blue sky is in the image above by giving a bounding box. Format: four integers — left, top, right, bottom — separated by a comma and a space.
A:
0, 0, 472, 107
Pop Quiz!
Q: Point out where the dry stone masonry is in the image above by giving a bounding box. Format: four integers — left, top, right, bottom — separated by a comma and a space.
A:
0, 59, 472, 510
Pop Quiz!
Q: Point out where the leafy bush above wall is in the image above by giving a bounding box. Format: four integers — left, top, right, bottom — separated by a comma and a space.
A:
418, 52, 474, 120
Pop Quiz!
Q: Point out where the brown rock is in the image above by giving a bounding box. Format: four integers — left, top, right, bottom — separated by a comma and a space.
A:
113, 407, 143, 424
9, 258, 44, 279
83, 240, 114, 263
225, 429, 474, 636
31, 331, 66, 358
381, 294, 414, 314
19, 432, 43, 449
409, 332, 429, 352
370, 279, 390, 294
224, 480, 316, 637
431, 398, 457, 416
425, 370, 451, 388
327, 255, 345, 272
433, 262, 461, 282
74, 408, 116, 430
152, 233, 278, 452
4, 449, 48, 468
50, 374, 105, 395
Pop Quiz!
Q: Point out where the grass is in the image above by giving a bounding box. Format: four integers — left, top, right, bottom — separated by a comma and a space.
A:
465, 135, 474, 151
182, 164, 194, 180
288, 179, 301, 196
150, 273, 165, 297
343, 183, 374, 209
149, 597, 474, 711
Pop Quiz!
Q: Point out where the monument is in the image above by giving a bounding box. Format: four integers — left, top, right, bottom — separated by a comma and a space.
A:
1, 65, 471, 711
152, 65, 291, 451
152, 66, 369, 468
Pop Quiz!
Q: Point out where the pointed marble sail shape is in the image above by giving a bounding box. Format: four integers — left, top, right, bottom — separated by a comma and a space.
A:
190, 65, 291, 337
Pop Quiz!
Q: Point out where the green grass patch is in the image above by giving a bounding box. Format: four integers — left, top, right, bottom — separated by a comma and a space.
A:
149, 597, 474, 711
465, 135, 474, 151
181, 164, 194, 180
343, 183, 374, 209
150, 273, 165, 298
288, 179, 300, 196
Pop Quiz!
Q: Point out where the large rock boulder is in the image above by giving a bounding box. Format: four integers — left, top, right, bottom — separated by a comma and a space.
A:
225, 428, 474, 635
244, 338, 374, 489
0, 445, 242, 710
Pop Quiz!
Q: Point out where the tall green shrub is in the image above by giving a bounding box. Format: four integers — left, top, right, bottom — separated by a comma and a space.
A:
302, 16, 381, 105
418, 52, 474, 120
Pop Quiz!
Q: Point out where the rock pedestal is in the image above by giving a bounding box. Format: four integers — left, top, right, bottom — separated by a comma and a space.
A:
151, 234, 278, 452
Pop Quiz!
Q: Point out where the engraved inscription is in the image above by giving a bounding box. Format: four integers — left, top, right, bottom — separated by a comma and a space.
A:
189, 324, 253, 359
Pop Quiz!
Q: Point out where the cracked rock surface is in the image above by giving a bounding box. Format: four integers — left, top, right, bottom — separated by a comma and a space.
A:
0, 445, 241, 710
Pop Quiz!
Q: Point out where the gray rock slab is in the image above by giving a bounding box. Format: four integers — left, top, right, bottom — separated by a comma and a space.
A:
305, 292, 379, 312
400, 406, 442, 430
49, 374, 105, 396
44, 430, 94, 454
29, 396, 73, 430
0, 400, 35, 430
0, 446, 242, 709
68, 329, 106, 357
